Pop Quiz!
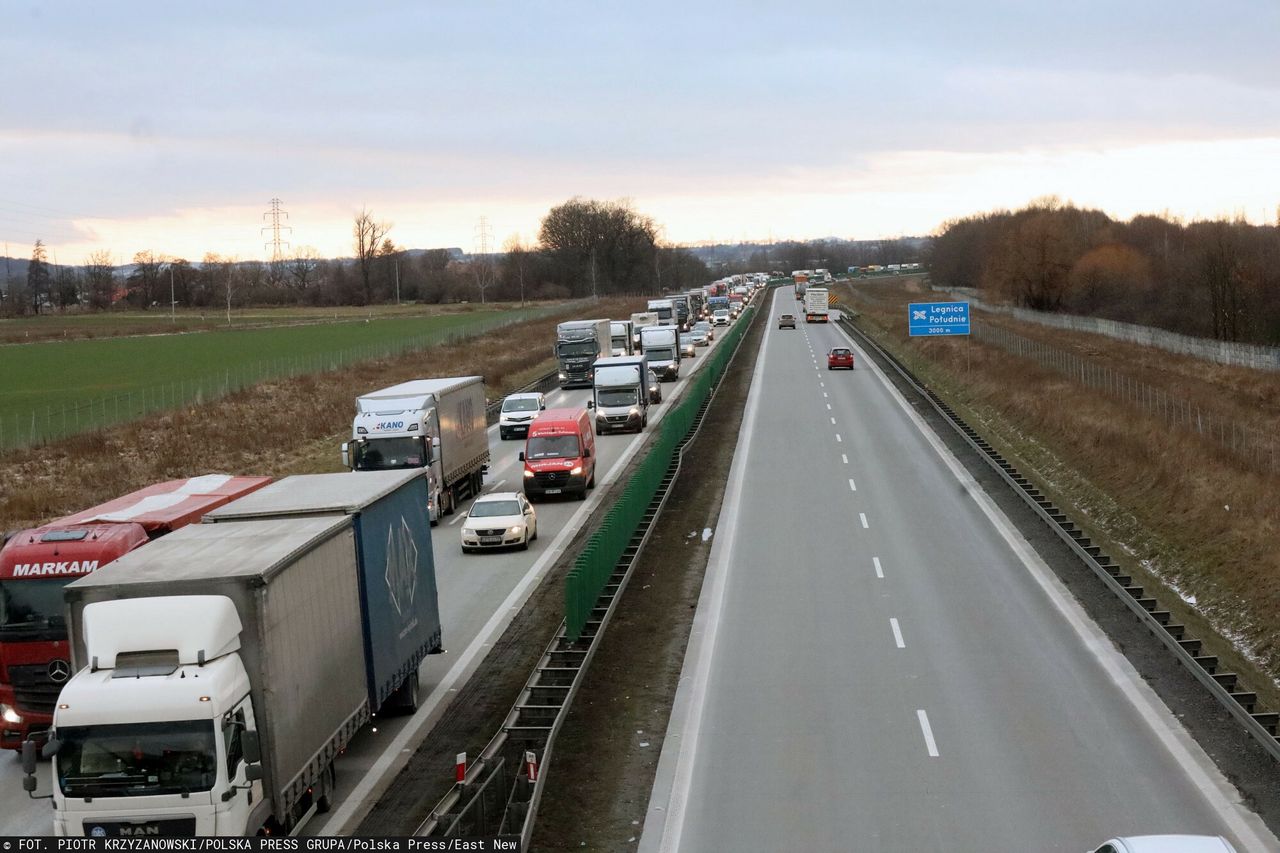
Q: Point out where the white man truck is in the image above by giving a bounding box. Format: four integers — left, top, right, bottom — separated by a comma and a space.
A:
343, 377, 489, 522
589, 355, 650, 434
640, 326, 680, 382
22, 496, 438, 836
804, 287, 830, 323
555, 320, 611, 388
609, 320, 634, 356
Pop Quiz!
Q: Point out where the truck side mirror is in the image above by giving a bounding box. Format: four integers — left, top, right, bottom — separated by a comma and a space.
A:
586, 401, 594, 410
340, 442, 351, 469
582, 448, 592, 459
245, 764, 264, 782
518, 452, 525, 462
241, 730, 262, 765
21, 740, 37, 775
41, 737, 61, 759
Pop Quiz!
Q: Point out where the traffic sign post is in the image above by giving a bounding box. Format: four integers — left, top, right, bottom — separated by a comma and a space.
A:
908, 301, 970, 336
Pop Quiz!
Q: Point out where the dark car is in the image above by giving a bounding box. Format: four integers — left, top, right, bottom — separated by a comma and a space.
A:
827, 347, 854, 369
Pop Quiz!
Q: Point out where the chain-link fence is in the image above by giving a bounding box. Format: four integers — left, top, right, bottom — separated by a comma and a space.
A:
0, 304, 566, 453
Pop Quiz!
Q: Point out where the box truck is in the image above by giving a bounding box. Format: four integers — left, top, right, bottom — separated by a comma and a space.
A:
640, 326, 680, 381
589, 355, 649, 434
630, 312, 659, 347
664, 294, 691, 330
646, 298, 675, 327
343, 377, 489, 522
609, 320, 634, 356
804, 287, 830, 323
25, 517, 379, 835
0, 475, 271, 751
203, 470, 441, 712
555, 320, 611, 388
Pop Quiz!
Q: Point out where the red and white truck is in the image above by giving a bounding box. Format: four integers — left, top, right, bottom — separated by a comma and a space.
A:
0, 474, 270, 750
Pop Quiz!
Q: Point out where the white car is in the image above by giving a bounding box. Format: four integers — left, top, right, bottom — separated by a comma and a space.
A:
712, 309, 730, 326
499, 392, 545, 440
461, 492, 538, 552
1091, 837, 1237, 853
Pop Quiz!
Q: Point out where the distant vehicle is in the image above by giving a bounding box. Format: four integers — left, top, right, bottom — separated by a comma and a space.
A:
712, 309, 731, 327
499, 391, 546, 440
343, 377, 489, 523
678, 333, 697, 358
610, 320, 634, 356
640, 325, 680, 381
630, 311, 659, 346
1090, 836, 1237, 853
647, 298, 675, 327
520, 408, 596, 500
555, 319, 611, 388
461, 492, 537, 553
665, 294, 691, 330
692, 320, 715, 341
778, 314, 796, 329
804, 287, 829, 323
687, 327, 710, 347
647, 368, 663, 404
827, 346, 854, 369
706, 295, 730, 317
591, 355, 650, 434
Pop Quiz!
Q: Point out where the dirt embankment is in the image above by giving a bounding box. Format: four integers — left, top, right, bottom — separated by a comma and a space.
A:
0, 297, 642, 531
840, 277, 1280, 703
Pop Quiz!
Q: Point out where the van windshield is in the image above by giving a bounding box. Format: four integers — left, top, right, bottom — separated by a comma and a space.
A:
646, 347, 675, 362
502, 397, 540, 413
527, 435, 580, 460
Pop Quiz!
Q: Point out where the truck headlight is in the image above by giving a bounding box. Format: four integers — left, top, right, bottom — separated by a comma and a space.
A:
558, 373, 566, 380
629, 408, 640, 417
1, 703, 21, 724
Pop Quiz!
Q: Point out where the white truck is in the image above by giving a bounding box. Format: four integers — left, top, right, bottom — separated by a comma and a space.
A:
646, 298, 675, 328
342, 376, 489, 522
23, 514, 415, 836
630, 311, 659, 347
555, 319, 611, 388
640, 326, 680, 382
609, 320, 635, 356
589, 355, 650, 434
804, 287, 830, 323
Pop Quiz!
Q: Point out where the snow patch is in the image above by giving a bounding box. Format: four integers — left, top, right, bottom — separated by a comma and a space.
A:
702, 527, 713, 542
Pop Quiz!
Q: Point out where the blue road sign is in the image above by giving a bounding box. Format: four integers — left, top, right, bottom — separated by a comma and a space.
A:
909, 301, 970, 336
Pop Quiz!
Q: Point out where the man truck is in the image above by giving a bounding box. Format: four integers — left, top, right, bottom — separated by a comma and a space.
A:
0, 475, 271, 751
343, 377, 489, 523
554, 319, 610, 388
589, 354, 650, 434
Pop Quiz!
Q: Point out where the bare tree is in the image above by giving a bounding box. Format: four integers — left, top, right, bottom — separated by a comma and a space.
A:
353, 208, 392, 304
84, 250, 116, 310
503, 235, 529, 307
288, 247, 320, 291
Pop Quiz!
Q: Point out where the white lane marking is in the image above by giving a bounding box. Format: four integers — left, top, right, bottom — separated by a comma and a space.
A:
848, 478, 857, 492
833, 320, 1279, 851
859, 512, 869, 529
447, 512, 466, 526
917, 710, 940, 757
820, 382, 825, 388
841, 453, 848, 464
487, 479, 507, 491
642, 286, 775, 853
823, 392, 829, 398
835, 433, 842, 443
890, 618, 906, 648
826, 403, 832, 411
830, 417, 836, 425
873, 557, 884, 578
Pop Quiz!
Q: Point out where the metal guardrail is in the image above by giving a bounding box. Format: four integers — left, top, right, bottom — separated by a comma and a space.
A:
414, 295, 764, 847
484, 369, 560, 426
835, 312, 1280, 765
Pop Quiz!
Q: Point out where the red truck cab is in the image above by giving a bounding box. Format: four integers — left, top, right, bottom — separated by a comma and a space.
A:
0, 474, 270, 749
519, 408, 596, 501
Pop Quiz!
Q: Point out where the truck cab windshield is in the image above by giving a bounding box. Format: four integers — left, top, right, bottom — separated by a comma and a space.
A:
354, 436, 427, 470
597, 389, 637, 408
0, 579, 68, 637
58, 720, 218, 798
557, 341, 597, 357
526, 435, 580, 460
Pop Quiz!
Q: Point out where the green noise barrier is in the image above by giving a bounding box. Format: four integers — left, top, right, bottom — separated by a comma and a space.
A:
565, 305, 756, 641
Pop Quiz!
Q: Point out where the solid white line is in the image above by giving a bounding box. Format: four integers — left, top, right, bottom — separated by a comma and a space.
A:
848, 478, 857, 492
486, 479, 507, 491
890, 618, 906, 648
917, 710, 940, 756
835, 433, 842, 443
841, 453, 848, 464
859, 512, 869, 529
447, 512, 466, 526
873, 557, 884, 578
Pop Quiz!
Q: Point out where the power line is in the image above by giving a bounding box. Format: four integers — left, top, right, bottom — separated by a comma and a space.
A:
261, 198, 291, 261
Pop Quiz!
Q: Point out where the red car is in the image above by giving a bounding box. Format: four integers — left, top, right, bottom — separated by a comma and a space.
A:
827, 347, 855, 369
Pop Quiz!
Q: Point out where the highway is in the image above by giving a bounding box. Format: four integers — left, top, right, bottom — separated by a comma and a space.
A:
642, 287, 1278, 852
0, 312, 741, 836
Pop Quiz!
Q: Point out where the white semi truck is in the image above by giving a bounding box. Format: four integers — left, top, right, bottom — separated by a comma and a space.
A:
22, 509, 437, 836
342, 376, 489, 522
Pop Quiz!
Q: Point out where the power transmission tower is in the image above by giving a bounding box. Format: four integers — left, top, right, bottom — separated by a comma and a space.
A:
474, 215, 493, 258
261, 198, 292, 261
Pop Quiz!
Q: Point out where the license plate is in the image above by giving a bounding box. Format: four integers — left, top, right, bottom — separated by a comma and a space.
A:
544, 488, 562, 494
480, 536, 503, 545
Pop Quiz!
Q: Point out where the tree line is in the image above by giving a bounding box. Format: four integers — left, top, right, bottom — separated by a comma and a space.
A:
929, 198, 1280, 344
0, 197, 710, 316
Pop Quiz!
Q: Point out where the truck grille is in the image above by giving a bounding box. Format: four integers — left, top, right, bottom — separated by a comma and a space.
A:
535, 471, 569, 486
9, 663, 64, 714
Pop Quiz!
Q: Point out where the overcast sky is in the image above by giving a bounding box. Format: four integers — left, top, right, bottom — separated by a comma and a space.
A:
2, 1, 1279, 262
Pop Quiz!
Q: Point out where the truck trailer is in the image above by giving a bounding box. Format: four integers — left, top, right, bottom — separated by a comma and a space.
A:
555, 320, 611, 388
0, 475, 271, 751
343, 377, 489, 522
30, 517, 374, 835
804, 287, 830, 322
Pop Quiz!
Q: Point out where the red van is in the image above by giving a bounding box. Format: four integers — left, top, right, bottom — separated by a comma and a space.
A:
519, 408, 596, 500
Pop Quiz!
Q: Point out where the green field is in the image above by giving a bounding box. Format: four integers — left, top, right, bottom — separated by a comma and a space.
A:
0, 305, 558, 449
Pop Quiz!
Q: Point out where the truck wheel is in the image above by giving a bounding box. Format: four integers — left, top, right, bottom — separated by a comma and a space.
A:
395, 673, 420, 714
315, 764, 336, 813
442, 489, 454, 516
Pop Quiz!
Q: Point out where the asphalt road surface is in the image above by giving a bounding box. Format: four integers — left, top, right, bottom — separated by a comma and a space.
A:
0, 312, 743, 836
641, 288, 1277, 852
